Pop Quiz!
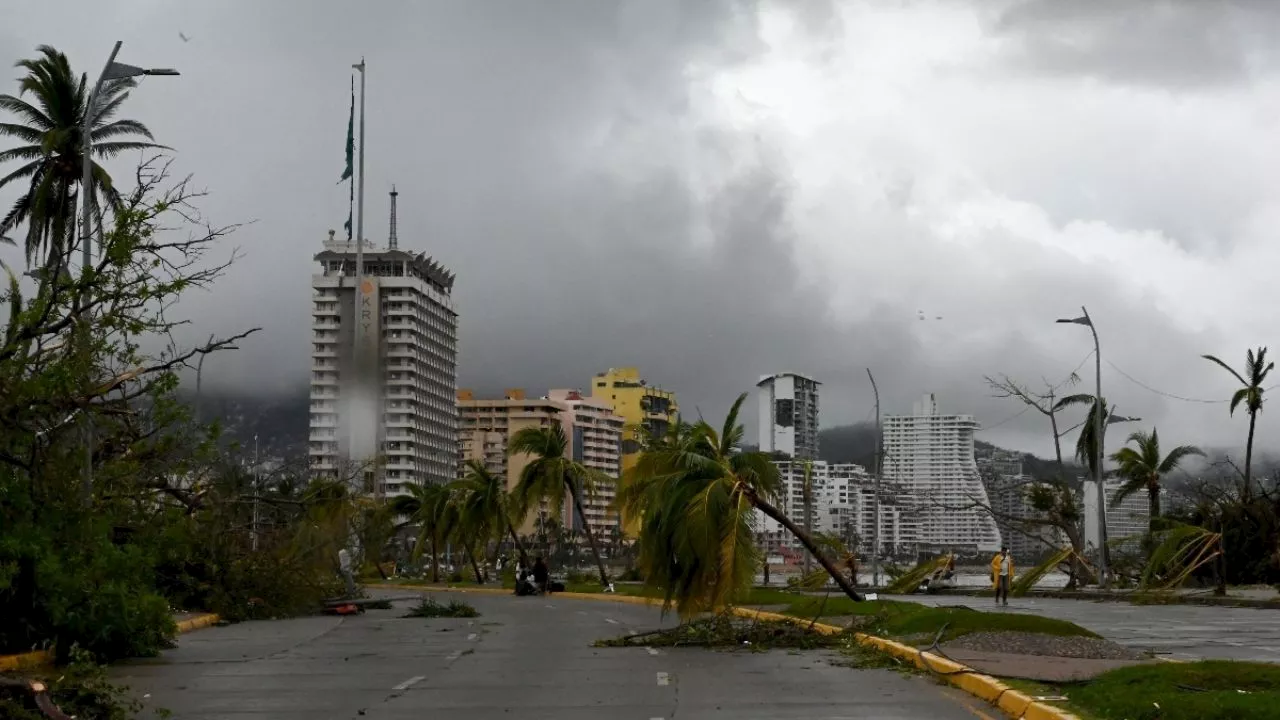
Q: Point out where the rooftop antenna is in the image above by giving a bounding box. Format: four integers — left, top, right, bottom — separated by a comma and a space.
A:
388, 184, 398, 250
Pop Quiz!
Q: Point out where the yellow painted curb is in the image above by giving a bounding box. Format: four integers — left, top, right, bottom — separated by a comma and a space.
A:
0, 648, 53, 672
175, 613, 221, 634
729, 607, 1080, 720
0, 612, 221, 672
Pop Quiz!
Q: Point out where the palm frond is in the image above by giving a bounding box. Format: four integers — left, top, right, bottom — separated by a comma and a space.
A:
1202, 354, 1248, 387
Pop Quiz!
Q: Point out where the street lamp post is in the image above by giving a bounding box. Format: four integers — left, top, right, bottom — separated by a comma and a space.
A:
1056, 306, 1108, 585
77, 42, 178, 502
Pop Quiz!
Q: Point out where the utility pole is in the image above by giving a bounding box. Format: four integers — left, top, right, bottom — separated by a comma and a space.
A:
867, 368, 882, 588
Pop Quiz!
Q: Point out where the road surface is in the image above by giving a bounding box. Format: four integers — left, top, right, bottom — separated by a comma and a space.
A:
893, 593, 1280, 662
114, 591, 999, 719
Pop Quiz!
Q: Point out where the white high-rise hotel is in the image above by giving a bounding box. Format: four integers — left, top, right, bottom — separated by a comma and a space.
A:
883, 394, 1001, 552
757, 372, 820, 460
308, 193, 459, 497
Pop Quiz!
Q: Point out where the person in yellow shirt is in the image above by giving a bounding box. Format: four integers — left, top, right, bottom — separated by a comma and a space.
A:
990, 547, 1014, 606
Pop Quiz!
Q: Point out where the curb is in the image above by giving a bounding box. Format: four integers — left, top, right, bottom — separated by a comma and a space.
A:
731, 607, 1078, 720
0, 612, 221, 673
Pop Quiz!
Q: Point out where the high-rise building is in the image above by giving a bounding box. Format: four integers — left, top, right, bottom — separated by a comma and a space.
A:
548, 389, 625, 536
1082, 478, 1151, 554
757, 372, 820, 460
457, 388, 623, 540
309, 222, 458, 497
882, 394, 1001, 553
589, 367, 679, 532
757, 460, 920, 558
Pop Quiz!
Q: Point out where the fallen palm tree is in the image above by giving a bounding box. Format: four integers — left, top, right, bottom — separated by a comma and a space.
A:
1139, 523, 1222, 592
1011, 546, 1094, 597
596, 614, 846, 650
885, 554, 953, 595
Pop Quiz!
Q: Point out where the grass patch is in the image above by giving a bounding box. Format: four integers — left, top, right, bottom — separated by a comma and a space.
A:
596, 614, 848, 651
403, 597, 480, 619
1063, 661, 1280, 720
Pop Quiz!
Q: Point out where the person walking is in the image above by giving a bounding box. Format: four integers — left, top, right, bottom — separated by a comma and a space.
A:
338, 547, 356, 599
990, 547, 1014, 606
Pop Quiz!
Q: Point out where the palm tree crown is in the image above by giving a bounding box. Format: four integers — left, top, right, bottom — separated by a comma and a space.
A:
1203, 347, 1274, 499
1109, 428, 1203, 527
0, 45, 162, 267
508, 422, 612, 586
620, 393, 863, 617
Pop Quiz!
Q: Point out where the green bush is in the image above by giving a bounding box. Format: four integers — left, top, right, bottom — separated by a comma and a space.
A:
0, 490, 175, 662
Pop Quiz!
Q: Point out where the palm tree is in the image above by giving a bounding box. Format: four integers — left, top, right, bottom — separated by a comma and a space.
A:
619, 393, 861, 618
456, 459, 529, 569
1109, 428, 1204, 535
391, 482, 452, 582
1203, 347, 1274, 501
0, 45, 162, 268
1053, 393, 1111, 478
508, 422, 611, 586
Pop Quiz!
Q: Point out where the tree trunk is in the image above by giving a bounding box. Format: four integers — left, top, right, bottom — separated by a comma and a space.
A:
751, 492, 863, 602
1245, 409, 1258, 502
1147, 482, 1162, 531
467, 543, 484, 584
568, 481, 610, 586
508, 523, 529, 565
430, 538, 440, 583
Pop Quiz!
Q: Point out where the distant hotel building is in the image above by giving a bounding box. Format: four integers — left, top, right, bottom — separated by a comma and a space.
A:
758, 460, 920, 559
883, 394, 1001, 553
457, 388, 624, 539
1082, 478, 1151, 554
308, 206, 459, 497
757, 372, 820, 460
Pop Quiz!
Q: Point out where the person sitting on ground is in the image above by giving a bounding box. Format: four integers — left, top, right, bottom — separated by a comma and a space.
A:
532, 555, 550, 596
990, 547, 1014, 606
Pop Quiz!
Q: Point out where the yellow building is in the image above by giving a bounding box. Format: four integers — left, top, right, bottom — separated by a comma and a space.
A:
589, 368, 679, 533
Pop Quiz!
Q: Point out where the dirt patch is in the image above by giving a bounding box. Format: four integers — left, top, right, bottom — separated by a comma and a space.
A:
942, 631, 1148, 661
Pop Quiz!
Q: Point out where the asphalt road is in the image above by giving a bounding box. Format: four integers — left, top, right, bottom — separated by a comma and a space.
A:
114, 591, 999, 720
892, 593, 1280, 662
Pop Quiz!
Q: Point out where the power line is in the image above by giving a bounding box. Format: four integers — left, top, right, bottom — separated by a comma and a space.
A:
979, 404, 1032, 432
1105, 359, 1280, 404
1051, 350, 1095, 392
978, 351, 1092, 433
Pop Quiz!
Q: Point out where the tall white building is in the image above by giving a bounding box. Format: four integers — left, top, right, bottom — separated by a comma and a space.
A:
757, 372, 820, 460
309, 208, 459, 498
758, 460, 920, 558
883, 394, 1001, 553
1082, 478, 1151, 554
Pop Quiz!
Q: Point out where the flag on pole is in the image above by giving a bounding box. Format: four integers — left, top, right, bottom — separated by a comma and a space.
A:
340, 77, 354, 183
340, 76, 354, 240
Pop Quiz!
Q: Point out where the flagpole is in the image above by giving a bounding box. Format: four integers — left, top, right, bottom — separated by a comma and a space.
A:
353, 58, 367, 490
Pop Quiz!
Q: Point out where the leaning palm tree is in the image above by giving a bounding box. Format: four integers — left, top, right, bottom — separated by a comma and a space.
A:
1203, 347, 1273, 501
0, 45, 163, 268
1109, 428, 1204, 537
508, 422, 611, 587
456, 459, 529, 569
619, 393, 862, 618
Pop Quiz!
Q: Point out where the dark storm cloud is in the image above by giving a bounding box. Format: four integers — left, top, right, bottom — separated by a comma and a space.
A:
0, 0, 1268, 458
990, 0, 1280, 87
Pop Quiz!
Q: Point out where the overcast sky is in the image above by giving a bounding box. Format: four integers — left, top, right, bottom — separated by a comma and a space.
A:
4, 0, 1280, 459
